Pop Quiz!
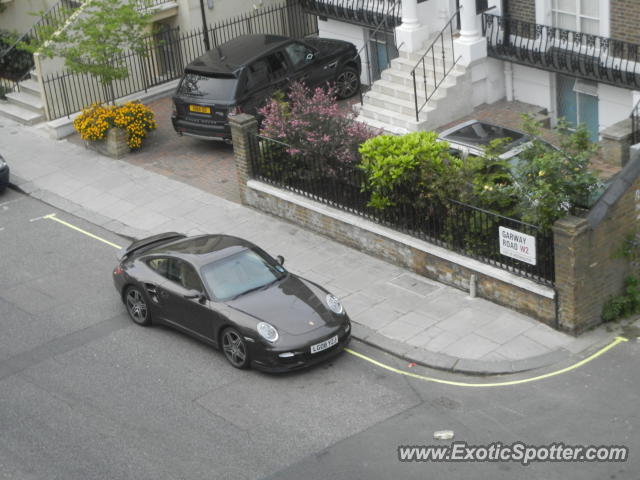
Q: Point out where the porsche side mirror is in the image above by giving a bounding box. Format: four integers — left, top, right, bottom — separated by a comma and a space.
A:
276, 255, 285, 266
184, 290, 204, 302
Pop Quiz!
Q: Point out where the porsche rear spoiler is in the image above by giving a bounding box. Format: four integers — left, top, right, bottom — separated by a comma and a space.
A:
116, 232, 186, 261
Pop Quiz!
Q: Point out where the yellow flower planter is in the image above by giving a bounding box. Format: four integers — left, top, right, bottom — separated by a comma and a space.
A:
75, 101, 157, 158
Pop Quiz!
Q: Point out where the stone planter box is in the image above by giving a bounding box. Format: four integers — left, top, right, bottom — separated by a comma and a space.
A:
87, 128, 129, 159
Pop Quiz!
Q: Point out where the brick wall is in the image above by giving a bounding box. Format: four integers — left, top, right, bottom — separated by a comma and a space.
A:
553, 156, 640, 333
610, 0, 640, 44
508, 0, 536, 23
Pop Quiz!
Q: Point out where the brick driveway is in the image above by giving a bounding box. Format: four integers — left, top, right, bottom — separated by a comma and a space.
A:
68, 96, 241, 203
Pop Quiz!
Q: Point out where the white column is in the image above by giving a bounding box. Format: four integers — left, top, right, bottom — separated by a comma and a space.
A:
395, 0, 429, 52
458, 0, 480, 40
400, 0, 420, 29
453, 0, 487, 65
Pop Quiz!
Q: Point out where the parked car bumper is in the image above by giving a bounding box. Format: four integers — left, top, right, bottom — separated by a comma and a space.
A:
250, 329, 351, 373
171, 116, 231, 142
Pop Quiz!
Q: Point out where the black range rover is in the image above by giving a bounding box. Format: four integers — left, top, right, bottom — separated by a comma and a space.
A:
171, 34, 361, 142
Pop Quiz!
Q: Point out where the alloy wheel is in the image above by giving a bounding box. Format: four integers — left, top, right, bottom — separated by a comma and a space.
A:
125, 287, 150, 326
336, 69, 359, 99
222, 329, 249, 369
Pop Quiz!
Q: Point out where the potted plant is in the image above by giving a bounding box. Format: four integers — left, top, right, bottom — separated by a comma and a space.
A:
73, 101, 157, 158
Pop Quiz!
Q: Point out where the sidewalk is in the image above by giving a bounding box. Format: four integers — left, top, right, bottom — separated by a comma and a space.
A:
0, 116, 617, 375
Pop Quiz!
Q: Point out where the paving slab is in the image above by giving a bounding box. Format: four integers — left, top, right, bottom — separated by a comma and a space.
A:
445, 333, 501, 360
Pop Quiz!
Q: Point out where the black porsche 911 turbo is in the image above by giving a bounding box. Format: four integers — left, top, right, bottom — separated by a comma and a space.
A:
112, 232, 351, 371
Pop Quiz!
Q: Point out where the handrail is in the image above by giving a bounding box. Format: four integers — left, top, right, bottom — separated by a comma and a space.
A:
631, 98, 640, 145
0, 0, 81, 63
410, 8, 461, 122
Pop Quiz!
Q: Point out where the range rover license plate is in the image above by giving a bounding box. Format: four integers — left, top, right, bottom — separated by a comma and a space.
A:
310, 335, 338, 354
189, 104, 211, 114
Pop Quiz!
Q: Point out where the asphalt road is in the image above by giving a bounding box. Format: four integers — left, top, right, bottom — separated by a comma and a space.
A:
1, 189, 638, 480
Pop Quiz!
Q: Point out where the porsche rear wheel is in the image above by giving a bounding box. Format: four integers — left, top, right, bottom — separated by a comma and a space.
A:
125, 286, 151, 326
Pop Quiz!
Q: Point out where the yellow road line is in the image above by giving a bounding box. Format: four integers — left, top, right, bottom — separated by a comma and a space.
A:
44, 213, 122, 249
345, 336, 628, 388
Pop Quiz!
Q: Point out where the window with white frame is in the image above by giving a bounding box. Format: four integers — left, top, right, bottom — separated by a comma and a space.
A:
551, 0, 599, 35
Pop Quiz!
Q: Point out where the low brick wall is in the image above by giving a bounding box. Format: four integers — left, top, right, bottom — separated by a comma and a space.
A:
246, 180, 557, 326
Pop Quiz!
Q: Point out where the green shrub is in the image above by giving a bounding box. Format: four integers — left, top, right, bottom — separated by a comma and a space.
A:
601, 275, 640, 322
358, 131, 478, 209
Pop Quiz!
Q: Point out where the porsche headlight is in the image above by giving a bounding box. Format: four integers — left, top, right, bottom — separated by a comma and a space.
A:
326, 294, 344, 315
257, 322, 279, 343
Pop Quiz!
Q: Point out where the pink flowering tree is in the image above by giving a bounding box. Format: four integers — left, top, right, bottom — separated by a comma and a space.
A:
258, 82, 379, 180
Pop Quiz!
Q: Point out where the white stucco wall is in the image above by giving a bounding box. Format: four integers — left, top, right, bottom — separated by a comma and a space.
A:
170, 0, 282, 33
0, 0, 58, 35
598, 83, 633, 130
512, 64, 554, 112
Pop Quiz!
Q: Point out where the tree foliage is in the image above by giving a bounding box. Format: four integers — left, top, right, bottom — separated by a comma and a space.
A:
259, 82, 379, 180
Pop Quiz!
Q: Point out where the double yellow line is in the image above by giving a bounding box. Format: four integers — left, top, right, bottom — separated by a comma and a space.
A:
43, 211, 631, 388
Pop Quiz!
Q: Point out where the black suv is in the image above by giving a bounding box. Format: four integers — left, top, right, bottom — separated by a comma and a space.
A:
171, 34, 361, 142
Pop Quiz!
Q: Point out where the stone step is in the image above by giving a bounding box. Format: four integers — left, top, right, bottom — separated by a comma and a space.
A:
355, 114, 409, 135
390, 54, 459, 74
5, 90, 44, 113
371, 78, 448, 104
363, 89, 443, 118
381, 68, 461, 89
359, 102, 431, 131
18, 79, 42, 96
0, 101, 44, 125
398, 43, 456, 64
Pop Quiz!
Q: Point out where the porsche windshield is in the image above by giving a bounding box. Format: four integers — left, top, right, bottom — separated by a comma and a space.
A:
201, 249, 286, 300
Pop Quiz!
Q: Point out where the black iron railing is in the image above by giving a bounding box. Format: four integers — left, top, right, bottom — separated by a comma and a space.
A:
42, 1, 318, 119
300, 0, 401, 29
632, 99, 640, 145
250, 135, 555, 285
483, 13, 640, 90
410, 9, 460, 122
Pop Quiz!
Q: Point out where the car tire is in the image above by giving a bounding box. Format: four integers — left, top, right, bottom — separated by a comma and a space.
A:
335, 66, 360, 100
221, 327, 250, 369
124, 286, 152, 326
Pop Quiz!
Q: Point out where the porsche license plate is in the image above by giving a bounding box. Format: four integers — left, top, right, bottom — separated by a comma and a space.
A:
189, 104, 211, 114
310, 335, 338, 354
